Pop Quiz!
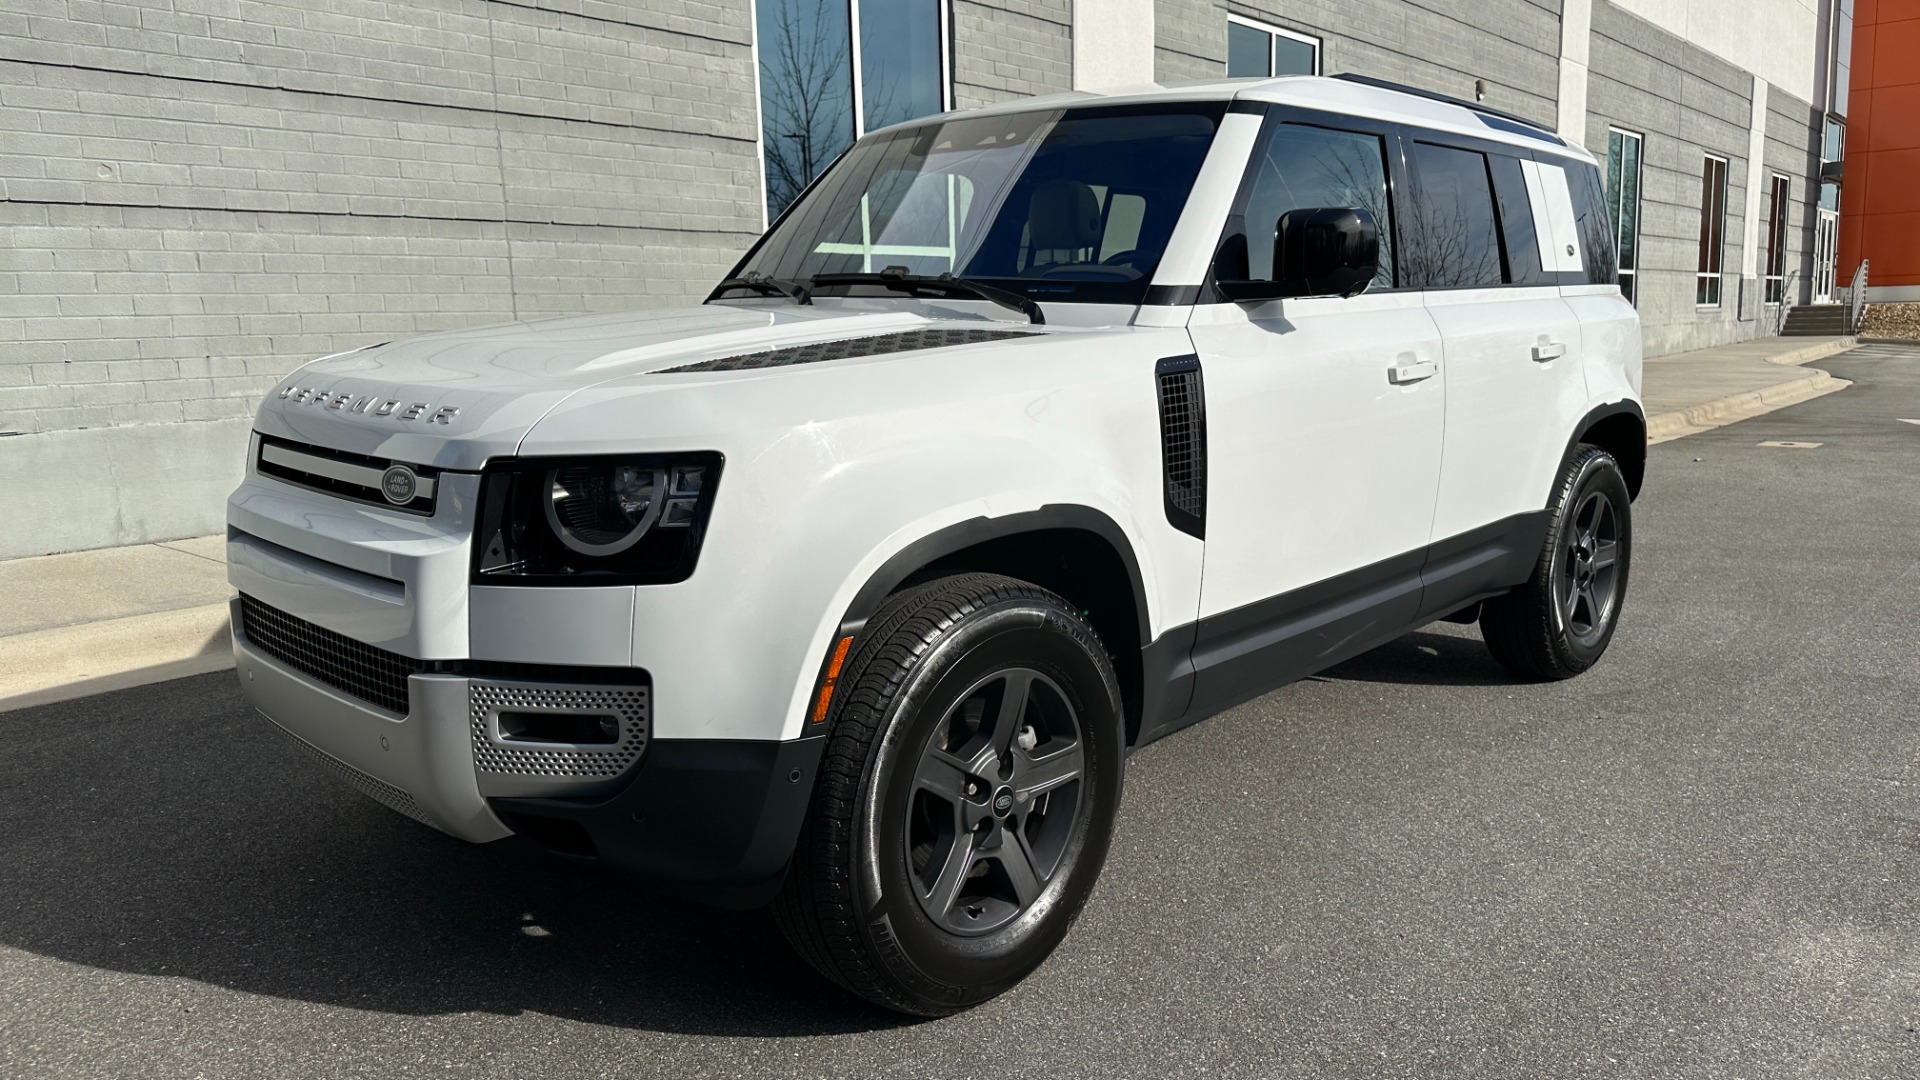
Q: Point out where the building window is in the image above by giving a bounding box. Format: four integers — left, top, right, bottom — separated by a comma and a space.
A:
1696, 154, 1729, 307
1605, 128, 1643, 304
755, 0, 951, 222
1764, 174, 1791, 306
1226, 16, 1321, 78
1829, 0, 1854, 117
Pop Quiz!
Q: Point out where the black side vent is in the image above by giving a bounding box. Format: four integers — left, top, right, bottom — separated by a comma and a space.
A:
657, 327, 1038, 373
1156, 354, 1207, 539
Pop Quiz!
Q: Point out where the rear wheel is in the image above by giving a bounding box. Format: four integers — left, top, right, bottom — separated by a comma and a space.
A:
774, 573, 1124, 1016
1480, 445, 1633, 679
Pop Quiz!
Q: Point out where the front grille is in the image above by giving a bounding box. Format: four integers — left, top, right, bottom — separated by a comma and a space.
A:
1156, 354, 1207, 537
257, 436, 438, 515
238, 594, 424, 715
659, 327, 1038, 373
470, 679, 651, 793
269, 718, 438, 830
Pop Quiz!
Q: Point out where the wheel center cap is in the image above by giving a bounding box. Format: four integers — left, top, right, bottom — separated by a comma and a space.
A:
992, 787, 1015, 817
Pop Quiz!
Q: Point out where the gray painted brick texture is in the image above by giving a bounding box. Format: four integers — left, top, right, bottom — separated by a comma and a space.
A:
1, 0, 762, 446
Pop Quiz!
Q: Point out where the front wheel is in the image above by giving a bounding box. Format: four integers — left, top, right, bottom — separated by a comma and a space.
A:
1480, 444, 1633, 679
774, 574, 1125, 1016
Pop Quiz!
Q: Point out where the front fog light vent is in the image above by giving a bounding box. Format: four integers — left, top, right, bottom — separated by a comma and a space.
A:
471, 679, 651, 798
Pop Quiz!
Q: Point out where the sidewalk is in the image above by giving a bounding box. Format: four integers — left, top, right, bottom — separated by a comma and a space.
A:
0, 334, 1864, 711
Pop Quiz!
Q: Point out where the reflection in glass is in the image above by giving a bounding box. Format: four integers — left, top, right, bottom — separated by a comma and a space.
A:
734, 106, 1223, 306
1227, 22, 1271, 77
1235, 124, 1395, 288
859, 0, 944, 132
757, 0, 854, 220
1409, 142, 1504, 288
1272, 34, 1316, 75
1607, 129, 1643, 304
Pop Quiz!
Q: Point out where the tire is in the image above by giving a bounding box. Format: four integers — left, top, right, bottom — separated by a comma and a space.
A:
774, 573, 1125, 1016
1480, 444, 1633, 680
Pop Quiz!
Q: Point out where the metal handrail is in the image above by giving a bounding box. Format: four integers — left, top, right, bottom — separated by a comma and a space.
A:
1771, 268, 1804, 336
1846, 260, 1869, 334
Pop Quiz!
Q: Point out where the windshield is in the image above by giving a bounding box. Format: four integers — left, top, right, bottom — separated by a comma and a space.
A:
731, 103, 1226, 306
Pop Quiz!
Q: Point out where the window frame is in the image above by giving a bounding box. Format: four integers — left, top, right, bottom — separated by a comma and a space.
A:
1763, 172, 1791, 307
1202, 103, 1409, 302
1696, 153, 1730, 308
1606, 127, 1644, 305
751, 0, 956, 227
1225, 14, 1323, 78
1403, 138, 1513, 290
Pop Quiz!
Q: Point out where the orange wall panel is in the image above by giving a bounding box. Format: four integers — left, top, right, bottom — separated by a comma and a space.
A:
1843, 0, 1920, 288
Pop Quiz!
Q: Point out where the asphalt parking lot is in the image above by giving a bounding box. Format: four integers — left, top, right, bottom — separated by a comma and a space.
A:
3, 345, 1917, 1079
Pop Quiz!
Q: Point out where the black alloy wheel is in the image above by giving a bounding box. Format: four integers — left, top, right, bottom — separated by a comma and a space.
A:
775, 574, 1124, 1016
1481, 444, 1634, 679
904, 667, 1086, 936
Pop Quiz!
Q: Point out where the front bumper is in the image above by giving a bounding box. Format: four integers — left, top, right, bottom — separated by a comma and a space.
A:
233, 598, 825, 897
233, 602, 510, 843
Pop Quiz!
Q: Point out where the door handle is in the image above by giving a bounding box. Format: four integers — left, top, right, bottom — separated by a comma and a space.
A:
1388, 358, 1438, 385
1532, 342, 1567, 363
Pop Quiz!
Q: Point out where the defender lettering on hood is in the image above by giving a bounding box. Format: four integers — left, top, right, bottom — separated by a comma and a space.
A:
276, 385, 461, 426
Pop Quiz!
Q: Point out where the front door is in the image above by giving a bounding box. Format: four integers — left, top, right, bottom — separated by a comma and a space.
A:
1814, 209, 1838, 303
1185, 114, 1446, 717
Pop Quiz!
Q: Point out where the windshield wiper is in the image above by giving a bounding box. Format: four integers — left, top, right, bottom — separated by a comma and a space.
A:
709, 272, 812, 305
809, 269, 1045, 325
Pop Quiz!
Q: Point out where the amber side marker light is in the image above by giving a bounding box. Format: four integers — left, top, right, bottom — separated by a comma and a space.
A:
811, 636, 855, 725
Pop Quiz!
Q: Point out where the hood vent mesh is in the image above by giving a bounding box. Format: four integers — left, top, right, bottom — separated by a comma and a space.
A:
657, 327, 1038, 373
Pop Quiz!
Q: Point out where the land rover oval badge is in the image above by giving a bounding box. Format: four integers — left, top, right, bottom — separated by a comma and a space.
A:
381, 465, 418, 505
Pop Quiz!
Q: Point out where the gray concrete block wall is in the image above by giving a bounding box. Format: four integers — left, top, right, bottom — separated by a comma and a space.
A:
1764, 87, 1823, 308
1585, 0, 1764, 357
1154, 0, 1564, 125
951, 0, 1073, 107
0, 0, 762, 558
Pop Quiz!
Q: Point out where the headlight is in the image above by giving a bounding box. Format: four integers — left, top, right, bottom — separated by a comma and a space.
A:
474, 454, 722, 585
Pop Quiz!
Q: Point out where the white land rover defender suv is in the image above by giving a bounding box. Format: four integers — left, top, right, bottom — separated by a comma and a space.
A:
227, 74, 1643, 1015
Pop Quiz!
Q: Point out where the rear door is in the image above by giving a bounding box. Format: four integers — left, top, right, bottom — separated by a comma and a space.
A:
1408, 137, 1590, 618
1185, 111, 1446, 716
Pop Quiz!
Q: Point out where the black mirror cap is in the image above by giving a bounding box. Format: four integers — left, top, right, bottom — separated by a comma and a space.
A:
1214, 206, 1381, 302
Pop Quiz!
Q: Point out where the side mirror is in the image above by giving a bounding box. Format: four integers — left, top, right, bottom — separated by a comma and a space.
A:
1214, 207, 1380, 301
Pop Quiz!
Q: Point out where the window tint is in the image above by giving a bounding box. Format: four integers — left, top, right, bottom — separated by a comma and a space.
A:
1570, 161, 1617, 287
1487, 154, 1544, 285
1226, 123, 1395, 289
1408, 142, 1506, 288
737, 105, 1223, 306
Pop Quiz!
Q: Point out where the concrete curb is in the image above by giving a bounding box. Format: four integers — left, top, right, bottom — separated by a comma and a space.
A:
1645, 338, 1858, 444
0, 603, 234, 714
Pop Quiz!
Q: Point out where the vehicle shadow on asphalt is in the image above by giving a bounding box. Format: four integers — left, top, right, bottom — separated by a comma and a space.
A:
0, 672, 914, 1036
1315, 628, 1518, 687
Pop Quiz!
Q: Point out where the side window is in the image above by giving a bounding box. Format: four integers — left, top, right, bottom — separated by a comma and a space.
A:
1570, 161, 1617, 287
1224, 123, 1396, 290
1407, 142, 1506, 288
1487, 154, 1545, 285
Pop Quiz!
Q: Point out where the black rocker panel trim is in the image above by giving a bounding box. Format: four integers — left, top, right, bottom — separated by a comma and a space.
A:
490, 735, 827, 908
1139, 511, 1550, 746
1183, 548, 1427, 726
1414, 510, 1552, 624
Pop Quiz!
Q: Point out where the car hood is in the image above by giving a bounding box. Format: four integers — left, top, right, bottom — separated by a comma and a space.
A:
250, 305, 1043, 470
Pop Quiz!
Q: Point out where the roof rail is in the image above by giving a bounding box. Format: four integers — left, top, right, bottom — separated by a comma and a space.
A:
1329, 73, 1564, 145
